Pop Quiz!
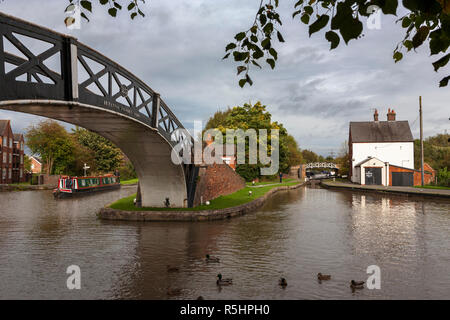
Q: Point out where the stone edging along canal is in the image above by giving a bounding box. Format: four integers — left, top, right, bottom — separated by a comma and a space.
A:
0, 184, 55, 192
98, 181, 306, 222
321, 180, 450, 199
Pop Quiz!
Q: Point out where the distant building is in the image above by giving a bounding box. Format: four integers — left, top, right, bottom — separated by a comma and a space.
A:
349, 109, 434, 186
30, 156, 42, 174
12, 133, 25, 183
0, 120, 25, 183
204, 134, 236, 170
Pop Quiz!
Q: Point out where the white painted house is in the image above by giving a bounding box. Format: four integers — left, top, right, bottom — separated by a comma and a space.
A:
349, 109, 414, 186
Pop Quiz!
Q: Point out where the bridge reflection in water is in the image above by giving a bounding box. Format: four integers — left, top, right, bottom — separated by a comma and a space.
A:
0, 187, 448, 299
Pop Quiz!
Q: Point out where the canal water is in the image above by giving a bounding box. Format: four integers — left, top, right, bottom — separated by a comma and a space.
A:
0, 185, 449, 299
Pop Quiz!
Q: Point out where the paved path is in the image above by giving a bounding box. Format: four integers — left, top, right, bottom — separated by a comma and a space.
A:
321, 180, 450, 198
248, 180, 299, 188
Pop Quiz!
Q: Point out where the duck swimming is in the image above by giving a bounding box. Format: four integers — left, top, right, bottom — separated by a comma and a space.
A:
167, 288, 182, 296
216, 273, 232, 286
205, 254, 220, 263
317, 273, 331, 281
350, 280, 365, 289
279, 278, 288, 287
167, 265, 179, 273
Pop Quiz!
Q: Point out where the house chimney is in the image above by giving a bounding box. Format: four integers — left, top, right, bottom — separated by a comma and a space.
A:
373, 109, 379, 121
206, 133, 213, 146
387, 108, 396, 121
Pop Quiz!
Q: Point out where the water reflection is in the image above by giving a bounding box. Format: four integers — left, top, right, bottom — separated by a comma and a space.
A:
0, 186, 449, 299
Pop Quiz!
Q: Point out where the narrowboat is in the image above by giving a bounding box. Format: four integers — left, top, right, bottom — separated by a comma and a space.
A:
53, 175, 120, 198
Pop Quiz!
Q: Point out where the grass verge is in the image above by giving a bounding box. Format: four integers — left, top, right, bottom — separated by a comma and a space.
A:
414, 185, 450, 190
120, 178, 139, 185
246, 178, 295, 186
109, 180, 302, 211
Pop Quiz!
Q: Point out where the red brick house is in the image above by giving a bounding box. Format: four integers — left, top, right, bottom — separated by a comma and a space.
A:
12, 133, 25, 183
30, 156, 42, 174
204, 134, 237, 170
0, 120, 14, 184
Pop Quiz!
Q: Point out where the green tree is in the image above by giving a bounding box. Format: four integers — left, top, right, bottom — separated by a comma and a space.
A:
204, 108, 232, 130
73, 127, 122, 173
25, 120, 75, 175
335, 140, 350, 176
284, 134, 303, 167
207, 101, 291, 181
301, 149, 319, 163
24, 155, 32, 172
414, 133, 450, 170
436, 167, 450, 186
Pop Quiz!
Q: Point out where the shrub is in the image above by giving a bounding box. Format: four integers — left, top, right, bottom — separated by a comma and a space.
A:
118, 161, 137, 181
437, 167, 450, 187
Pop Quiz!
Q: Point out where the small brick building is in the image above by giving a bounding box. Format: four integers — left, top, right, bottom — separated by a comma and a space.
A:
389, 162, 435, 186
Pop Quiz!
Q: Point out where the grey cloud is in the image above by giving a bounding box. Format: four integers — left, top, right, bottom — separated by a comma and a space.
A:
0, 0, 448, 157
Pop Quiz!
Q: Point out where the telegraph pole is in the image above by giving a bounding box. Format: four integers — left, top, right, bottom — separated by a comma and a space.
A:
419, 96, 424, 186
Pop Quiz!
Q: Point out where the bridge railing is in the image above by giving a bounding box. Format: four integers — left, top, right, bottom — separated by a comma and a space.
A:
0, 12, 191, 148
305, 162, 338, 170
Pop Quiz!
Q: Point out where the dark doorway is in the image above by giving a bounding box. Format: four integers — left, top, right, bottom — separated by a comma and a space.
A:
365, 167, 382, 185
391, 172, 413, 186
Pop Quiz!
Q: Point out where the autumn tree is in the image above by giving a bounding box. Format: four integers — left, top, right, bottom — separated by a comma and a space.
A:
284, 134, 303, 167
335, 140, 350, 176
25, 120, 74, 175
301, 149, 320, 163
72, 127, 122, 173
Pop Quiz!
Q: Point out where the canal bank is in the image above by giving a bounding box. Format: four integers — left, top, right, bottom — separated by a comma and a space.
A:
98, 180, 306, 222
0, 184, 55, 192
321, 180, 450, 199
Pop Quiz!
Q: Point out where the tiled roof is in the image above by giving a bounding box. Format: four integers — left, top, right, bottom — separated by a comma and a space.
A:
0, 120, 10, 135
350, 121, 414, 143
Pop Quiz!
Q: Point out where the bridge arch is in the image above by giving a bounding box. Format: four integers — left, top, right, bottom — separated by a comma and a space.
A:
0, 13, 196, 207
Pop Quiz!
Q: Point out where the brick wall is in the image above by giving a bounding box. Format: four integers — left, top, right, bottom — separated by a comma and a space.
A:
42, 174, 60, 186
285, 165, 301, 179
193, 163, 246, 206
389, 164, 435, 186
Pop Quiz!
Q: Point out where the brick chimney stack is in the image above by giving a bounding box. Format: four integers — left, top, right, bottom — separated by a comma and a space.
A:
373, 109, 379, 121
387, 108, 396, 121
206, 133, 213, 146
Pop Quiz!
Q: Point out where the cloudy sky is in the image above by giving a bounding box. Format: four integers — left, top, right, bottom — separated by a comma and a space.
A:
0, 0, 448, 156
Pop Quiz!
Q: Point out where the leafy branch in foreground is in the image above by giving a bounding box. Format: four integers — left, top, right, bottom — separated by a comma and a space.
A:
222, 0, 285, 88
65, 0, 146, 22
224, 0, 450, 88
63, 1, 450, 88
